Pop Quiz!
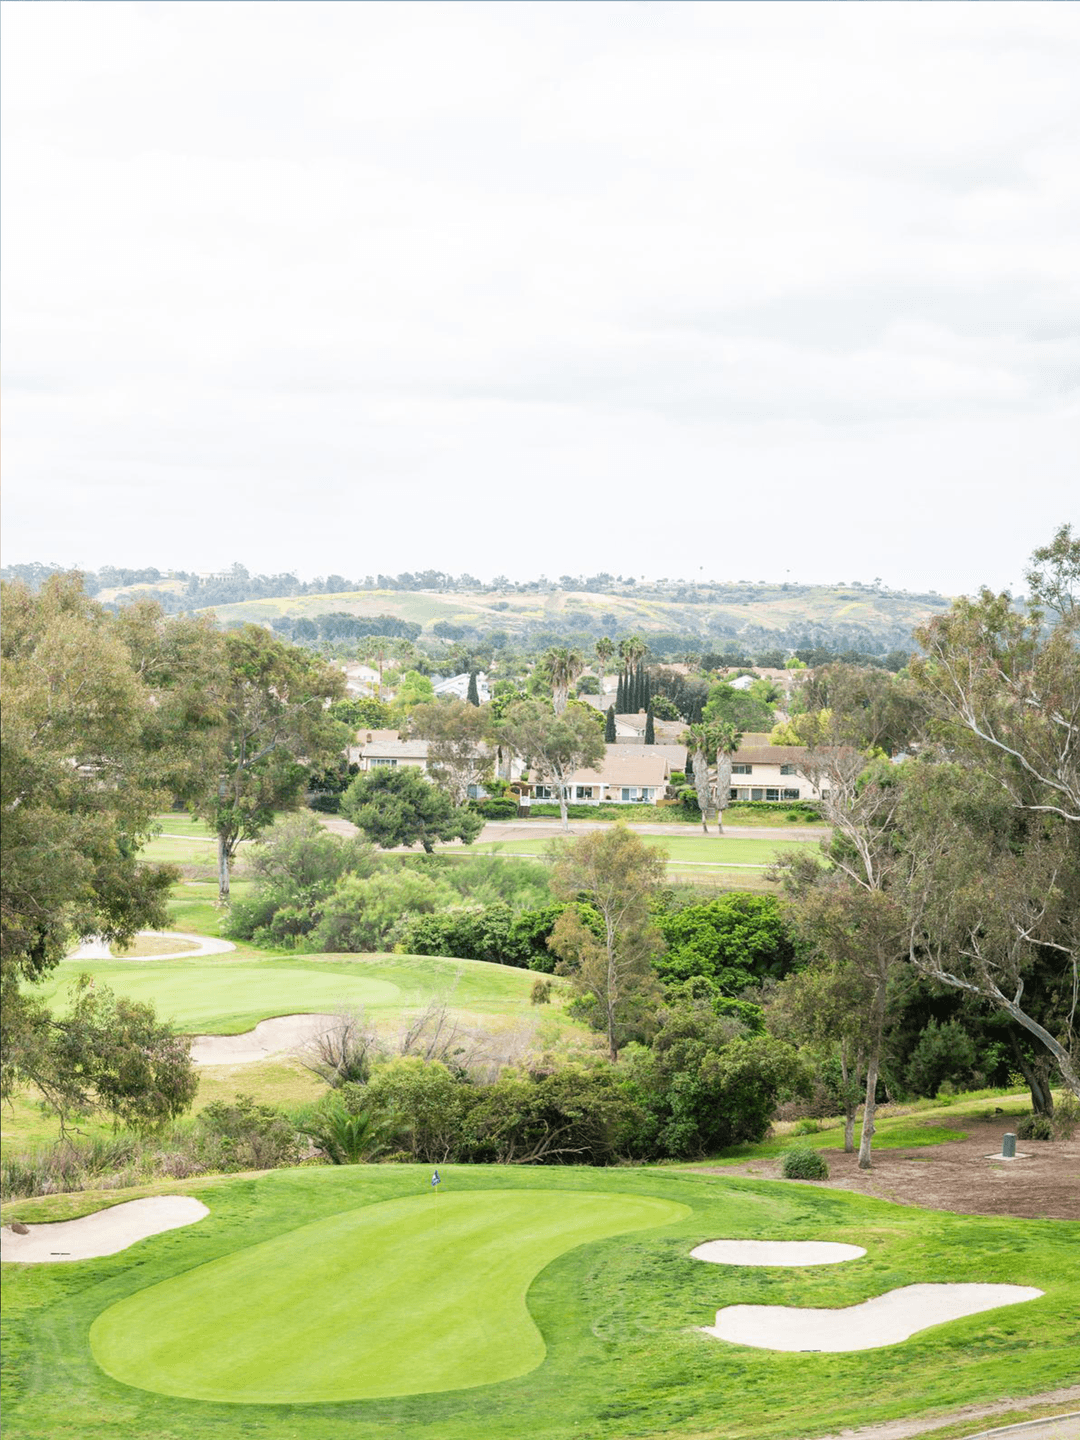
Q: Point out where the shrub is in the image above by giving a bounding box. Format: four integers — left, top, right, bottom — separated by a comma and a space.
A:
1051, 1093, 1080, 1141
781, 1146, 829, 1180
1016, 1112, 1054, 1141
904, 1018, 979, 1098
470, 796, 518, 819
194, 1095, 302, 1171
792, 1117, 820, 1135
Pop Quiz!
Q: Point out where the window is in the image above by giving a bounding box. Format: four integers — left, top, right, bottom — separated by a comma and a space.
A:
732, 763, 752, 775
621, 788, 631, 802
780, 764, 797, 775
765, 788, 780, 801
575, 786, 595, 800
751, 788, 764, 801
370, 757, 397, 767
534, 785, 553, 799
782, 788, 800, 800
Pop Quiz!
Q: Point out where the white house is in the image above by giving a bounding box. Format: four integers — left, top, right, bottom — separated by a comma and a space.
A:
432, 672, 491, 703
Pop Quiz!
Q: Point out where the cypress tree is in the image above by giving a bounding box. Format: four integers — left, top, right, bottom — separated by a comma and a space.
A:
605, 705, 617, 743
466, 670, 480, 706
644, 703, 655, 745
642, 666, 652, 709
635, 663, 645, 712
616, 671, 626, 712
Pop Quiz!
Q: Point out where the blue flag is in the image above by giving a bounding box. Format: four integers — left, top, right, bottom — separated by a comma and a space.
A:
431, 1170, 441, 1188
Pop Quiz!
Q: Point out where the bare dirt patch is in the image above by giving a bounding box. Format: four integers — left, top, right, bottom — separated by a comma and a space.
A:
694, 1118, 1080, 1221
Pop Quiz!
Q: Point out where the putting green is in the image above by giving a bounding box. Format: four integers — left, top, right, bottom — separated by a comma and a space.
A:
90, 1188, 688, 1402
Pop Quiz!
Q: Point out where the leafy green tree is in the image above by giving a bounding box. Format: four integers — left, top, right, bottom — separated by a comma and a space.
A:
392, 669, 436, 715
189, 626, 347, 899
12, 974, 197, 1133
903, 527, 1080, 1100
363, 1057, 473, 1163
409, 699, 492, 805
331, 695, 394, 730
341, 765, 482, 853
462, 1066, 639, 1164
703, 682, 774, 734
547, 827, 665, 1061
1, 576, 199, 1125
656, 893, 796, 991
497, 699, 604, 832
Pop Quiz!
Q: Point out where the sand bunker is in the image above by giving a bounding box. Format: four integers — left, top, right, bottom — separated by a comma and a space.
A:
69, 931, 235, 960
702, 1282, 1043, 1351
1, 1196, 209, 1264
692, 1239, 866, 1266
190, 1013, 339, 1066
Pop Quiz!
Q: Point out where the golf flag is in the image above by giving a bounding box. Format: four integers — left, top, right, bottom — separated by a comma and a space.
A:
431, 1170, 441, 1188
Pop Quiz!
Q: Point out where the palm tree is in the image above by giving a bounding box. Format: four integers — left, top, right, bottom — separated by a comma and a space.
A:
712, 721, 743, 834
618, 634, 649, 672
541, 646, 585, 715
682, 722, 718, 834
594, 636, 615, 682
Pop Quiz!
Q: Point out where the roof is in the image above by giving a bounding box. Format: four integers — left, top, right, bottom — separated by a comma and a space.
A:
731, 743, 809, 766
566, 751, 671, 787
361, 738, 430, 760
609, 742, 687, 767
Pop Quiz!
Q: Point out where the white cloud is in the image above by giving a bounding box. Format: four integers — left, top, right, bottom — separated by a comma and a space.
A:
1, 0, 1076, 593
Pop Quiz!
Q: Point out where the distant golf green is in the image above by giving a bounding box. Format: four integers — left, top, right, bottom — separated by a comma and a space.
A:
43, 951, 552, 1034
90, 1189, 688, 1403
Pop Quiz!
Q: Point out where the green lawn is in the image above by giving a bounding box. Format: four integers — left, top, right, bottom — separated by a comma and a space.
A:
39, 950, 559, 1035
90, 1188, 687, 1403
465, 834, 804, 868
3, 1165, 1076, 1440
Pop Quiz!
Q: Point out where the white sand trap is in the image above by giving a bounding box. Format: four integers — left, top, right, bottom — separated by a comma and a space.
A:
692, 1240, 866, 1267
1, 1196, 208, 1264
69, 931, 235, 960
702, 1283, 1043, 1352
190, 1013, 339, 1066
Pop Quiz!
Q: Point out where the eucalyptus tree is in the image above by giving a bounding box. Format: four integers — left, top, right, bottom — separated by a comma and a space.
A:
497, 699, 604, 831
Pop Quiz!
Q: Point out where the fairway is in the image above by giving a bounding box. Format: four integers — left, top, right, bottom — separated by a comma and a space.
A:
466, 834, 805, 868
42, 950, 552, 1034
90, 1189, 689, 1402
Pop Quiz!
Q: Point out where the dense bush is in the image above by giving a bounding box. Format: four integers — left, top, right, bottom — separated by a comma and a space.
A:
781, 1146, 829, 1179
309, 869, 456, 952
400, 900, 597, 970
194, 1095, 303, 1171
469, 796, 518, 819
655, 894, 797, 991
462, 1067, 641, 1165
903, 1018, 979, 1097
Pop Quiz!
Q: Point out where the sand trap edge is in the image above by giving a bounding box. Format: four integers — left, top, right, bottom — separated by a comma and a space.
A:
2, 1196, 209, 1264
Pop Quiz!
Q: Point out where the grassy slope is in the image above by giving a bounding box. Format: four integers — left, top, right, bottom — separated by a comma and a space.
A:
194, 583, 950, 641
3, 1165, 1076, 1440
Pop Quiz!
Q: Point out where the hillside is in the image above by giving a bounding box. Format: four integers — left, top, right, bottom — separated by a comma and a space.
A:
195, 582, 950, 653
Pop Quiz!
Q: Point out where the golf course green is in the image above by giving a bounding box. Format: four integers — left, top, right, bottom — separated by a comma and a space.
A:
4, 1166, 1077, 1440
40, 950, 548, 1034
89, 1189, 689, 1402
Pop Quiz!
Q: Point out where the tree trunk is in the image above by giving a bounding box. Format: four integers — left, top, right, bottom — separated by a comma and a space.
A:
840, 1042, 856, 1153
714, 753, 733, 835
557, 782, 570, 832
217, 834, 231, 902
1009, 1036, 1055, 1115
857, 1047, 879, 1170
857, 976, 888, 1169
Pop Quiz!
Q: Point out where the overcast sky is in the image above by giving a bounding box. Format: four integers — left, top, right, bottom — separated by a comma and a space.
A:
2, 1, 1076, 595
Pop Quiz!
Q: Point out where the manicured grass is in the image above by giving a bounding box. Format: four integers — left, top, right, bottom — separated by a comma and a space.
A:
38, 949, 554, 1035
90, 1188, 688, 1403
3, 1165, 1077, 1440
467, 834, 804, 868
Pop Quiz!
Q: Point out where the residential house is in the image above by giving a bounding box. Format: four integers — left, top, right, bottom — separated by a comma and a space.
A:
432, 672, 491, 703
726, 741, 825, 803
529, 748, 672, 806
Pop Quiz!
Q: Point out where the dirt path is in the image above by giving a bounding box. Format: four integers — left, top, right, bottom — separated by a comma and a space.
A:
807, 1393, 1080, 1440
318, 815, 825, 845
691, 1117, 1080, 1221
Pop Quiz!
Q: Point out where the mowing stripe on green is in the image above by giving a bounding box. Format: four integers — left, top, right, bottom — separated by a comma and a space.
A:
89, 1188, 689, 1403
